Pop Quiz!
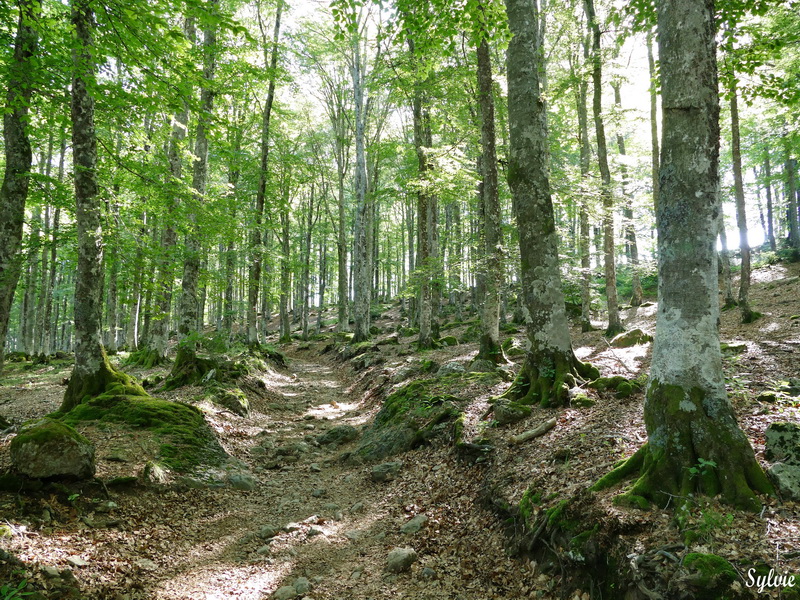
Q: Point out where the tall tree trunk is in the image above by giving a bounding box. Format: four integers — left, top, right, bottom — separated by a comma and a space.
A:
784, 131, 800, 256
248, 1, 282, 346
317, 232, 327, 334
763, 151, 777, 252
474, 32, 504, 364
21, 206, 41, 354
502, 0, 598, 407
718, 214, 736, 309
62, 0, 145, 412
586, 0, 623, 336
412, 84, 434, 349
35, 129, 55, 355
301, 187, 316, 340
43, 132, 67, 356
612, 82, 643, 307
352, 35, 371, 343
593, 0, 772, 511
171, 0, 218, 383
729, 80, 756, 322
279, 194, 291, 343
574, 37, 594, 332
647, 31, 660, 215
0, 0, 38, 372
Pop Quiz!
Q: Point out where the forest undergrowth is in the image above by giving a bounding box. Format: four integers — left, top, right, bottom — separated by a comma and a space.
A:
1, 262, 799, 599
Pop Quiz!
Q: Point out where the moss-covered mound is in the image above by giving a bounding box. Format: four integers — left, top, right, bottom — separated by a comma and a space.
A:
350, 375, 469, 462
60, 394, 227, 472
681, 553, 738, 599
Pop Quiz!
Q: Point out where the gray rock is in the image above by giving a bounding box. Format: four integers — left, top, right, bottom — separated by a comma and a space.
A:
400, 514, 428, 534
228, 472, 257, 491
765, 422, 800, 465
345, 530, 364, 541
10, 418, 95, 480
311, 488, 326, 498
386, 547, 418, 573
371, 461, 403, 482
256, 545, 271, 555
42, 566, 61, 578
293, 577, 312, 594
259, 525, 280, 539
610, 328, 653, 348
438, 361, 466, 376
769, 463, 800, 501
135, 558, 158, 570
309, 463, 322, 472
316, 425, 360, 447
66, 556, 89, 568
391, 365, 420, 384
308, 527, 323, 537
468, 358, 497, 373
420, 567, 437, 580
350, 501, 365, 513
273, 585, 298, 600
216, 388, 250, 417
493, 400, 531, 425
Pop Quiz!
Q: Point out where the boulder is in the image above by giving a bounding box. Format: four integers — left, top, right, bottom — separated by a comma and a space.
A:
317, 425, 360, 447
438, 361, 466, 376
493, 400, 531, 425
371, 461, 403, 482
272, 586, 297, 600
10, 418, 95, 479
610, 328, 653, 348
765, 422, 800, 464
386, 547, 418, 573
468, 358, 497, 373
768, 463, 800, 501
400, 514, 428, 534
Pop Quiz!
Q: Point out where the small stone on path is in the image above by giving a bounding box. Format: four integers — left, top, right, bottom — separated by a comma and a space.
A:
273, 585, 297, 600
371, 461, 403, 482
386, 547, 418, 573
401, 514, 428, 534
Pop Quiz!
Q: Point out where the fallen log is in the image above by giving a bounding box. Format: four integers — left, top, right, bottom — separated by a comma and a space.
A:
509, 417, 557, 445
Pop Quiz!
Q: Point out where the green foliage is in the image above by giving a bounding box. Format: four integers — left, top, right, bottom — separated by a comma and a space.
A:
0, 579, 33, 600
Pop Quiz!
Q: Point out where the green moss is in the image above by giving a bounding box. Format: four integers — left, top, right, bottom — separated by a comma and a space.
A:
519, 487, 542, 524
124, 348, 168, 369
569, 525, 600, 555
439, 336, 458, 347
683, 553, 737, 597
12, 418, 90, 447
545, 499, 578, 530
616, 381, 634, 398
571, 393, 595, 408
61, 394, 226, 472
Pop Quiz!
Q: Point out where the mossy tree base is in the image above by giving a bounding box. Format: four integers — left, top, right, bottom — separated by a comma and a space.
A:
500, 351, 599, 408
60, 352, 147, 413
163, 347, 218, 391
591, 382, 774, 511
125, 348, 169, 369
475, 334, 507, 365
605, 323, 625, 338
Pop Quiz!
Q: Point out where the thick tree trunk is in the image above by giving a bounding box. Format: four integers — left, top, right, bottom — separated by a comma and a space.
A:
412, 86, 434, 349
61, 0, 144, 412
0, 0, 38, 372
593, 0, 771, 511
574, 38, 594, 332
729, 82, 757, 322
475, 33, 504, 364
585, 0, 623, 337
502, 0, 598, 408
248, 1, 282, 346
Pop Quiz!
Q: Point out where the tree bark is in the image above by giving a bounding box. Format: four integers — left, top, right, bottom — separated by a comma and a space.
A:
352, 34, 371, 343
763, 152, 777, 252
474, 31, 505, 364
502, 0, 598, 407
718, 213, 737, 309
593, 0, 772, 511
585, 0, 623, 336
784, 129, 800, 256
729, 80, 756, 322
248, 0, 282, 346
647, 31, 660, 215
612, 82, 643, 307
61, 0, 145, 412
171, 0, 218, 384
0, 0, 38, 372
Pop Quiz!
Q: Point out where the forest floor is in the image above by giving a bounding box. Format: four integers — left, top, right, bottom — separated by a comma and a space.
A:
1, 261, 800, 600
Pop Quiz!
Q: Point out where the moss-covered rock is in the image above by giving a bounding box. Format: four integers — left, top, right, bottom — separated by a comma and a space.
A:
609, 328, 653, 348
215, 388, 250, 417
61, 394, 227, 472
10, 418, 95, 479
350, 376, 465, 462
681, 553, 737, 599
720, 342, 747, 354
317, 425, 360, 447
765, 422, 800, 465
439, 335, 458, 347
493, 400, 531, 425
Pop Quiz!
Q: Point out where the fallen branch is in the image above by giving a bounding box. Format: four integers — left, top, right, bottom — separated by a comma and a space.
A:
510, 417, 557, 445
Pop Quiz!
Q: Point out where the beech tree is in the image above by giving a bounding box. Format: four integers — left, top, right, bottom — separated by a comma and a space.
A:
0, 0, 39, 373
501, 0, 597, 408
592, 0, 772, 511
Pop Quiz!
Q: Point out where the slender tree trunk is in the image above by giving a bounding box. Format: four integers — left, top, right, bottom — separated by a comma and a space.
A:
612, 82, 643, 307
21, 206, 41, 354
474, 32, 504, 364
763, 151, 777, 252
718, 214, 736, 309
729, 80, 756, 322
574, 41, 594, 332
301, 187, 316, 340
62, 0, 144, 412
647, 31, 660, 216
352, 35, 371, 343
586, 0, 623, 336
784, 131, 800, 255
0, 0, 38, 372
412, 84, 434, 349
171, 0, 218, 382
248, 1, 282, 346
317, 233, 327, 334
594, 0, 772, 511
279, 193, 291, 343
502, 0, 597, 407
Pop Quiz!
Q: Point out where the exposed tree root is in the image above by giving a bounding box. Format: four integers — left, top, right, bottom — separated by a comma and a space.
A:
163, 347, 219, 391
124, 347, 169, 369
500, 351, 599, 408
60, 352, 147, 413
